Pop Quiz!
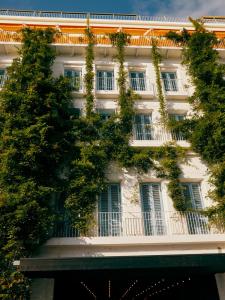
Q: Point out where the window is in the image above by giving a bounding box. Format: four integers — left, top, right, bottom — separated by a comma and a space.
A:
140, 183, 165, 235
169, 114, 186, 141
181, 183, 208, 234
129, 71, 146, 91
98, 184, 121, 236
161, 72, 178, 91
97, 70, 114, 91
0, 69, 6, 88
97, 109, 115, 121
133, 114, 152, 140
64, 69, 82, 91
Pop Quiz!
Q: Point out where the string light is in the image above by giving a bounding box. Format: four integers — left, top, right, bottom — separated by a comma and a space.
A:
80, 281, 97, 299
120, 280, 138, 299
108, 280, 111, 298
135, 280, 163, 297
147, 277, 191, 298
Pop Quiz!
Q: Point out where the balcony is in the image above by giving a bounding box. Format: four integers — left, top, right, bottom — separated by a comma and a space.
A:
53, 211, 225, 238
96, 76, 117, 98
129, 77, 155, 97
161, 78, 189, 98
131, 123, 189, 147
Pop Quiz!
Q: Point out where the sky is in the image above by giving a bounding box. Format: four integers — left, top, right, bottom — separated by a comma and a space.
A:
0, 0, 224, 18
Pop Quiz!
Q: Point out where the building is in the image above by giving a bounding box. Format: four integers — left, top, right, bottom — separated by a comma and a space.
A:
0, 9, 225, 300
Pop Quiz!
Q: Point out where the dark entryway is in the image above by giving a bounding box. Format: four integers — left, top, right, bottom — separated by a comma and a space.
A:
21, 254, 225, 300
54, 274, 219, 300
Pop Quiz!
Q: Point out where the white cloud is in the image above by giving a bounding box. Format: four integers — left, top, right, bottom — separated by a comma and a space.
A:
130, 0, 225, 17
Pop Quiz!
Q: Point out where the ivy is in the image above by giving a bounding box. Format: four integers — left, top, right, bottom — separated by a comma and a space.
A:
84, 27, 95, 117
0, 28, 74, 298
154, 144, 187, 211
166, 19, 225, 223
152, 38, 168, 125
0, 27, 192, 297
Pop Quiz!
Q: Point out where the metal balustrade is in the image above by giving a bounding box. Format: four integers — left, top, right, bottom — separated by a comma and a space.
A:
1, 10, 225, 24
132, 123, 185, 141
97, 76, 114, 91
0, 74, 8, 88
161, 79, 188, 94
52, 211, 225, 238
130, 77, 146, 91
0, 10, 190, 22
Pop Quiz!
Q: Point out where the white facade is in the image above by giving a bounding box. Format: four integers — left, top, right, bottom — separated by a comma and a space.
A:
0, 10, 225, 300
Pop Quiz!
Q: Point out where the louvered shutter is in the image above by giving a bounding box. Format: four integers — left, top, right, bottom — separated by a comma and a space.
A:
181, 184, 193, 209
141, 184, 164, 235
99, 189, 109, 212
141, 184, 151, 212
152, 184, 162, 211
191, 184, 202, 209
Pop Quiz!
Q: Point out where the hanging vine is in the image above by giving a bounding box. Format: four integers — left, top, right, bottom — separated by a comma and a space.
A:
84, 26, 95, 117
0, 28, 74, 299
152, 38, 168, 125
166, 18, 225, 223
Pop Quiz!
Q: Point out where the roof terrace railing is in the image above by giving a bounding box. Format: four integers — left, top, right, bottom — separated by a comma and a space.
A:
1, 10, 225, 24
0, 9, 190, 22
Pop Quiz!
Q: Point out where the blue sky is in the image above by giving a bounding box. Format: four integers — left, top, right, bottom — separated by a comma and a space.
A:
0, 0, 224, 17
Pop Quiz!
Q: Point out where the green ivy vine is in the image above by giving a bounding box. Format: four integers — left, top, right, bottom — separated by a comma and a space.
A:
151, 38, 168, 125
0, 28, 74, 299
0, 27, 191, 298
84, 26, 95, 117
166, 18, 225, 223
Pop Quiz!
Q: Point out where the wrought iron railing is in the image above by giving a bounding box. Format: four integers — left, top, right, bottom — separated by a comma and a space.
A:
96, 76, 114, 91
130, 77, 146, 91
52, 211, 225, 238
2, 10, 225, 24
161, 79, 189, 94
0, 9, 190, 22
132, 123, 186, 141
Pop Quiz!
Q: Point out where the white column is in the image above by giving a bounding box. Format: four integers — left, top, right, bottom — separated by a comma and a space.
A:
30, 278, 54, 300
215, 273, 225, 300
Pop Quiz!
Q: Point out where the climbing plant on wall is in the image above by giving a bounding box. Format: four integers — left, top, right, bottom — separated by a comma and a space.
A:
151, 38, 168, 125
0, 28, 74, 299
166, 18, 225, 223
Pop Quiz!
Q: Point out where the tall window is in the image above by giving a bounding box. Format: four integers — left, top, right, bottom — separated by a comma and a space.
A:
140, 183, 165, 235
161, 72, 178, 91
169, 114, 186, 140
133, 114, 152, 140
98, 184, 121, 236
129, 71, 146, 91
181, 183, 208, 234
64, 69, 82, 91
0, 69, 6, 88
97, 70, 114, 91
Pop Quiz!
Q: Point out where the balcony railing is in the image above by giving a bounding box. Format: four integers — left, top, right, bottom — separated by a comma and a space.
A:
130, 77, 146, 91
0, 74, 8, 88
97, 77, 114, 91
2, 10, 225, 24
161, 79, 188, 94
132, 123, 186, 141
53, 211, 225, 238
